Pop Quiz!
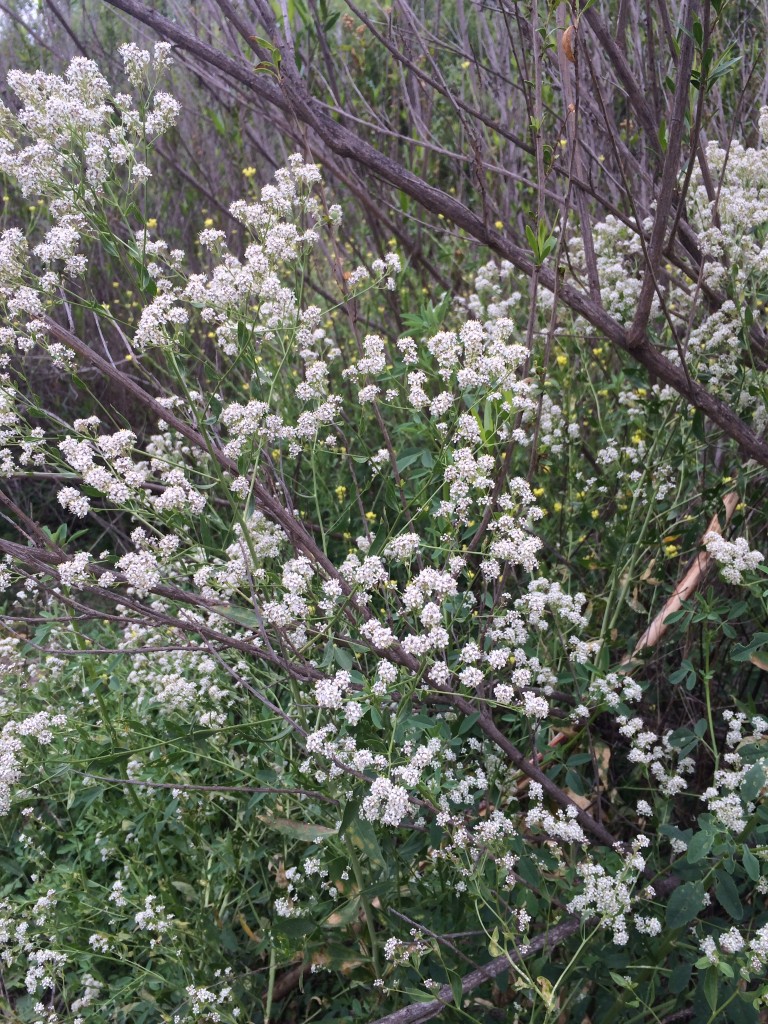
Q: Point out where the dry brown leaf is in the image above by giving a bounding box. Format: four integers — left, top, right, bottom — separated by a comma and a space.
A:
562, 25, 577, 63
238, 914, 259, 941
594, 742, 611, 788
563, 788, 593, 810
274, 860, 288, 889
631, 491, 739, 657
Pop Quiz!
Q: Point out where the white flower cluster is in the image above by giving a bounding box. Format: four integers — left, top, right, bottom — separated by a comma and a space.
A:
617, 716, 695, 796
383, 934, 429, 965
569, 215, 653, 325
567, 838, 651, 945
1, 712, 66, 815
700, 739, 765, 835
194, 511, 285, 599
516, 577, 588, 631
362, 777, 410, 827
458, 259, 521, 321
135, 894, 175, 943
577, 112, 768, 421
56, 423, 207, 525
587, 672, 643, 710
124, 622, 234, 728
525, 781, 587, 845
0, 52, 181, 355
182, 975, 240, 1022
703, 531, 764, 585
183, 155, 338, 358
24, 948, 69, 996
71, 972, 103, 1013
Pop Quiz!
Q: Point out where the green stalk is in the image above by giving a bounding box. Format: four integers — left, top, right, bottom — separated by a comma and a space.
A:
345, 834, 382, 978
265, 943, 277, 1023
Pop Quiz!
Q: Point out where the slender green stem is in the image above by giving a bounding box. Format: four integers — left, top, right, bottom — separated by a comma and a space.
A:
345, 834, 382, 978
265, 942, 277, 1023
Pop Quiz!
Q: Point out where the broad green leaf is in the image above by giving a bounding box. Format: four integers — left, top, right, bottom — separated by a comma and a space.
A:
714, 870, 743, 920
742, 845, 760, 882
686, 830, 715, 863
732, 633, 768, 661
257, 816, 337, 841
741, 763, 766, 803
666, 882, 706, 928
346, 818, 387, 872
703, 967, 719, 1012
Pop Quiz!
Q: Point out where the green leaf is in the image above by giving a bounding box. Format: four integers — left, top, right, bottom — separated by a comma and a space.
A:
324, 895, 360, 927
669, 961, 692, 994
664, 609, 688, 625
687, 830, 715, 863
333, 645, 354, 671
449, 972, 463, 1007
742, 845, 760, 882
395, 452, 420, 472
670, 660, 695, 686
257, 816, 338, 841
403, 989, 441, 1003
211, 604, 262, 628
346, 818, 387, 873
488, 926, 503, 956
666, 881, 706, 928
339, 798, 361, 838
714, 870, 742, 920
273, 916, 315, 939
138, 265, 157, 296
703, 967, 719, 1012
609, 972, 633, 989
483, 400, 493, 436
741, 763, 766, 803
457, 713, 480, 735
732, 633, 768, 661
171, 880, 198, 901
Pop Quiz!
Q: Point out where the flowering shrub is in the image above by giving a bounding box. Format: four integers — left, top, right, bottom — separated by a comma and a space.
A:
0, 48, 767, 1024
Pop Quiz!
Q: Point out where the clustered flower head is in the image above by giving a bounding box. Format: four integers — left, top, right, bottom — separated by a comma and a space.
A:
703, 531, 764, 584
2, 44, 768, 1024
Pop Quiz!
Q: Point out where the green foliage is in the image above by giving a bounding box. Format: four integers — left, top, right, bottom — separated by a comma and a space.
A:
0, 7, 766, 1024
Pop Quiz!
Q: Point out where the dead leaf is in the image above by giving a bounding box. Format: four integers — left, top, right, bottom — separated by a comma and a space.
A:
630, 490, 739, 657
562, 25, 577, 63
563, 787, 593, 811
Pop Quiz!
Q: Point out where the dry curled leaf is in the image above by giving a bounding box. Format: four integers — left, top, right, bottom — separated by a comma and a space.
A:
630, 490, 739, 658
562, 25, 577, 63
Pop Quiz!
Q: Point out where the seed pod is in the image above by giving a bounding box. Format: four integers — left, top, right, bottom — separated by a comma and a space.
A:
562, 25, 576, 63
